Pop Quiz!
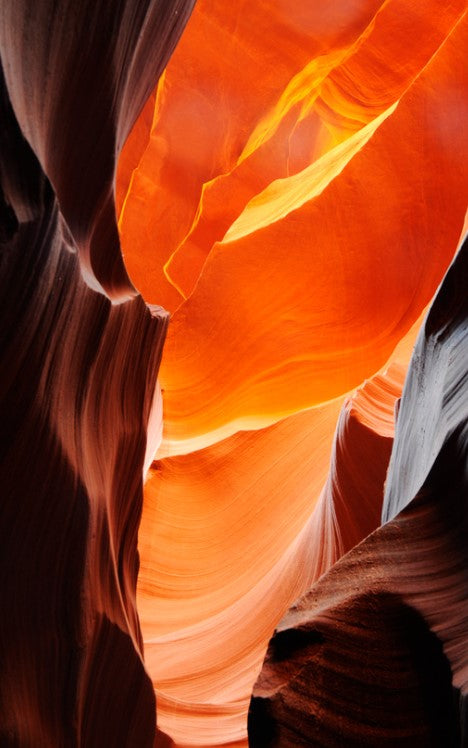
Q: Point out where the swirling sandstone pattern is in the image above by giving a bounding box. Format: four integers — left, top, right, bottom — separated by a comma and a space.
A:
116, 2, 466, 744
119, 1, 467, 455
0, 1, 194, 745
249, 240, 468, 746
138, 363, 409, 744
1, 0, 467, 746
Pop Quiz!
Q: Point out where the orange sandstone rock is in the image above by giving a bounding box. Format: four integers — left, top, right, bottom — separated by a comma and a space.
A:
249, 240, 468, 746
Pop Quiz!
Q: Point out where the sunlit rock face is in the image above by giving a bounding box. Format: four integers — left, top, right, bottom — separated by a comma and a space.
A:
248, 241, 468, 746
137, 363, 410, 744
0, 1, 194, 745
1, 0, 467, 747
116, 1, 467, 745
119, 0, 467, 455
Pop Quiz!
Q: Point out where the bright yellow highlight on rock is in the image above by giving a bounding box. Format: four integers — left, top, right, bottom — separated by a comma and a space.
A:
224, 101, 398, 243
116, 1, 468, 745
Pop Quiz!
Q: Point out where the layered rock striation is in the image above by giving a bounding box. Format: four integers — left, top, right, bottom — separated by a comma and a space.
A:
249, 239, 468, 747
0, 1, 194, 745
0, 1, 466, 746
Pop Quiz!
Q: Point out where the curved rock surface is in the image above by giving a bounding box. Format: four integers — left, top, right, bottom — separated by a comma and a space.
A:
249, 239, 468, 746
0, 1, 194, 745
119, 0, 467, 456
312, 362, 405, 566
137, 359, 412, 744
1, 0, 466, 746
0, 0, 194, 301
120, 3, 466, 456
116, 5, 465, 743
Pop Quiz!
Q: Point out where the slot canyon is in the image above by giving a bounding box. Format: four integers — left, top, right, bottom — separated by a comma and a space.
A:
0, 1, 466, 746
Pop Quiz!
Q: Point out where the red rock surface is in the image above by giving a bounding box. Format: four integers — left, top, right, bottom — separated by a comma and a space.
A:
138, 363, 408, 744
0, 1, 194, 745
119, 2, 467, 455
0, 1, 466, 746
117, 3, 466, 743
249, 240, 468, 746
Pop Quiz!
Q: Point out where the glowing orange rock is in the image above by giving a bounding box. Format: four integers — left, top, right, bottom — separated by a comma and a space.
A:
120, 0, 466, 311
249, 241, 468, 746
137, 356, 414, 744
118, 0, 384, 309
155, 15, 466, 455
165, 0, 467, 302
317, 363, 404, 562
116, 3, 468, 746
138, 399, 342, 743
117, 6, 468, 454
138, 310, 424, 744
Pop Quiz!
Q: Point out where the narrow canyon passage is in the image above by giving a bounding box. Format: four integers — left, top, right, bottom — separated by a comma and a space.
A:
0, 1, 466, 746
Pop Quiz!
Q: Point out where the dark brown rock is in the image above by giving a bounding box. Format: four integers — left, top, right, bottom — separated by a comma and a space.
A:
0, 1, 194, 744
249, 240, 468, 747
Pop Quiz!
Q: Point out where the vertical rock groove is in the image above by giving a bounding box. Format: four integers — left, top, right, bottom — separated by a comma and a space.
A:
0, 1, 194, 744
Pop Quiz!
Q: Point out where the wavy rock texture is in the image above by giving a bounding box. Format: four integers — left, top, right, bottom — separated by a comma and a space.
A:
0, 1, 194, 745
1, 1, 466, 747
248, 239, 468, 746
115, 2, 467, 745
119, 0, 467, 454
314, 362, 405, 563
138, 350, 410, 745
